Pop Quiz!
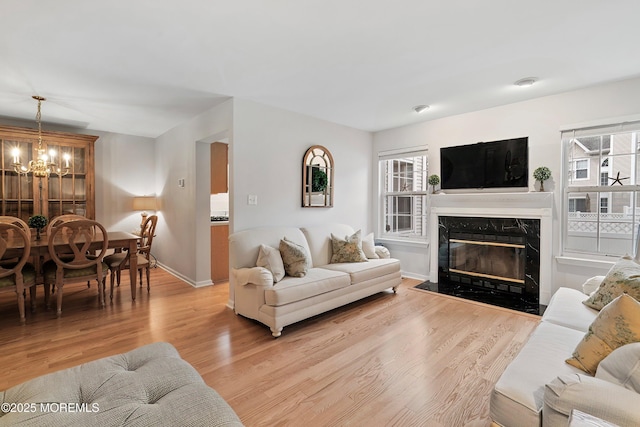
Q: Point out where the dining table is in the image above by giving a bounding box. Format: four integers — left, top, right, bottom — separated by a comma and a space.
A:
24, 230, 141, 301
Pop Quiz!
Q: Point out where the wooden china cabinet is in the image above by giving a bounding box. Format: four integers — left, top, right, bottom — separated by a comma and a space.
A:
0, 125, 98, 222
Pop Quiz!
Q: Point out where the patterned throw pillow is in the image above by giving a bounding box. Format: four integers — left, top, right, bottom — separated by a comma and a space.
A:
566, 294, 640, 375
583, 255, 640, 310
256, 244, 285, 283
279, 238, 310, 277
330, 230, 368, 263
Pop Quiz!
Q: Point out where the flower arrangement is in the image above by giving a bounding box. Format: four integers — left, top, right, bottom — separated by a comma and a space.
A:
533, 166, 551, 191
428, 174, 440, 194
28, 214, 48, 240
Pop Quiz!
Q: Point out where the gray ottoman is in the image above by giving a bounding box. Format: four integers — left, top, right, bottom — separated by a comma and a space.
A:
0, 342, 243, 426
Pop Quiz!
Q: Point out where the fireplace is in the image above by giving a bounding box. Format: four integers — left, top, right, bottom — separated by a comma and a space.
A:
428, 192, 553, 312
436, 216, 541, 314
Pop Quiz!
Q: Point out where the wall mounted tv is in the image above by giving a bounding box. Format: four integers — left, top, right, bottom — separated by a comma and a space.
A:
440, 137, 528, 190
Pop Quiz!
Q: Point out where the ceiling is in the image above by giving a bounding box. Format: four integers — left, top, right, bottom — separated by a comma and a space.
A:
1, 1, 639, 138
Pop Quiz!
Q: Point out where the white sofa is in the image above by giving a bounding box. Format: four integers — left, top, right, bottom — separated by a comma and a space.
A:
229, 223, 401, 337
490, 283, 640, 427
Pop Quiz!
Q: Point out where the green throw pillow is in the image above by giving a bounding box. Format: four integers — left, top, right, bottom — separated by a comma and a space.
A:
583, 255, 640, 310
279, 238, 310, 277
330, 230, 368, 263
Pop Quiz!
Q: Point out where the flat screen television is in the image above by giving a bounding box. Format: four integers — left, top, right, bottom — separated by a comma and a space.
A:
440, 137, 528, 190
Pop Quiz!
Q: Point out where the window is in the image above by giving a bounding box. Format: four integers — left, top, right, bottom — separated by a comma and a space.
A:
563, 123, 640, 257
573, 159, 589, 180
379, 148, 428, 241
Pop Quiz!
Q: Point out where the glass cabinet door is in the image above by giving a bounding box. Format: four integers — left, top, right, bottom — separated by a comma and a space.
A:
1, 139, 35, 221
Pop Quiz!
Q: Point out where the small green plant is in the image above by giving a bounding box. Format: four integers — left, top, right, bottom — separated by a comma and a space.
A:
28, 214, 48, 230
533, 166, 551, 191
533, 166, 551, 182
428, 174, 440, 186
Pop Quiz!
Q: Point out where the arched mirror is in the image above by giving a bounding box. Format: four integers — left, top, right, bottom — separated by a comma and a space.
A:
302, 145, 333, 207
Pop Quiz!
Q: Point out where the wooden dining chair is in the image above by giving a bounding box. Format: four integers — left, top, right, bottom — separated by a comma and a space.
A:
46, 214, 86, 235
105, 214, 158, 299
42, 219, 109, 316
0, 222, 37, 323
0, 216, 37, 312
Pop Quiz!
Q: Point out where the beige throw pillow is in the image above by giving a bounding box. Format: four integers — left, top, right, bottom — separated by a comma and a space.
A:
596, 342, 640, 393
330, 230, 368, 263
566, 294, 640, 375
583, 255, 640, 310
256, 244, 285, 283
279, 238, 310, 277
361, 232, 379, 259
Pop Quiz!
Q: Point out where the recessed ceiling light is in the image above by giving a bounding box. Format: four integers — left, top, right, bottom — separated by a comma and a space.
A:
413, 105, 430, 113
514, 77, 537, 87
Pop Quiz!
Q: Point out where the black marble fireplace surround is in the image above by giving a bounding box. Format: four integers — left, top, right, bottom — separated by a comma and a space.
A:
434, 216, 541, 314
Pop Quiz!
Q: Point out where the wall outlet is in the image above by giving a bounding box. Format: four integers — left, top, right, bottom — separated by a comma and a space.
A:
248, 194, 258, 205
178, 178, 185, 188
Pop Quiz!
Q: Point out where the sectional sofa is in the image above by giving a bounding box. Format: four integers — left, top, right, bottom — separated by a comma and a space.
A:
490, 277, 640, 426
229, 223, 401, 337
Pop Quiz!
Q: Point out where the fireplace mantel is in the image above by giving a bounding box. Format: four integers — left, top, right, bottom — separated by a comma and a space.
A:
429, 191, 554, 305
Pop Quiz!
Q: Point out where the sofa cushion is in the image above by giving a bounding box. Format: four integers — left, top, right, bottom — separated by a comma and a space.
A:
320, 258, 400, 285
490, 321, 585, 427
330, 230, 367, 263
301, 223, 355, 267
0, 342, 243, 426
596, 342, 640, 393
264, 268, 351, 306
542, 287, 598, 332
362, 232, 379, 259
583, 255, 640, 310
279, 238, 311, 277
257, 244, 285, 283
567, 294, 640, 375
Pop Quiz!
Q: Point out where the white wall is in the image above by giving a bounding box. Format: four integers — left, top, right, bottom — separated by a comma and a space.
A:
93, 131, 155, 232
231, 98, 373, 233
373, 76, 640, 295
153, 99, 233, 286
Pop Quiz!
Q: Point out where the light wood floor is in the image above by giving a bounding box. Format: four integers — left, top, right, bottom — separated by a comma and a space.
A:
0, 268, 539, 426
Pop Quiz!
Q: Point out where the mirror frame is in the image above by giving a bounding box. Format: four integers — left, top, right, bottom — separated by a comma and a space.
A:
302, 145, 334, 208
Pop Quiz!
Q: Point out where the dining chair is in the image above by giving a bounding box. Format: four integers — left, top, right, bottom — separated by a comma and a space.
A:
46, 214, 86, 235
42, 219, 109, 316
0, 222, 37, 323
0, 216, 37, 312
105, 214, 158, 299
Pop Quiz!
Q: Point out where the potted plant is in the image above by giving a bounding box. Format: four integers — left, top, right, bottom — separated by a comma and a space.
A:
533, 166, 551, 192
428, 174, 440, 194
28, 214, 48, 240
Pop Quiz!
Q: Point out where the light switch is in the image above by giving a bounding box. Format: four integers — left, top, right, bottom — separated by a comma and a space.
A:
178, 178, 185, 188
248, 194, 258, 205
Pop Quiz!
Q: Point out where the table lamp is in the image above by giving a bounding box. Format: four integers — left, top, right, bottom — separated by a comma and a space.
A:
133, 196, 157, 228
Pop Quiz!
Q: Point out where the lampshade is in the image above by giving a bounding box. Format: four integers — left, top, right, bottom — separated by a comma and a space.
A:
133, 196, 157, 211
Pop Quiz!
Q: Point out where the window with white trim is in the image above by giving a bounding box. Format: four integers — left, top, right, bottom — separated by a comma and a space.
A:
563, 122, 640, 257
378, 148, 428, 241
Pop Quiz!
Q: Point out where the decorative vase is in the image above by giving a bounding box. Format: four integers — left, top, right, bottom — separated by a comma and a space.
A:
36, 228, 41, 240
539, 181, 545, 192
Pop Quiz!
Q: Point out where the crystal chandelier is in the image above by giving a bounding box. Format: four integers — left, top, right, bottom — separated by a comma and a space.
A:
12, 96, 71, 178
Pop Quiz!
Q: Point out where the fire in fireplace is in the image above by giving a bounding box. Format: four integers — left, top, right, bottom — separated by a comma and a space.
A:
437, 216, 541, 314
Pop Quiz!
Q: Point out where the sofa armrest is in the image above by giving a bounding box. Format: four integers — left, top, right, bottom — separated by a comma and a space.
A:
374, 245, 391, 259
543, 373, 640, 427
232, 267, 274, 287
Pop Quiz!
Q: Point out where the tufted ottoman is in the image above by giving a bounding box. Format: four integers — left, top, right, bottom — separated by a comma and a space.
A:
0, 342, 243, 426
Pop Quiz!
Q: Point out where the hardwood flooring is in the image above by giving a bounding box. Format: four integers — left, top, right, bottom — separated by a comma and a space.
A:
0, 268, 539, 426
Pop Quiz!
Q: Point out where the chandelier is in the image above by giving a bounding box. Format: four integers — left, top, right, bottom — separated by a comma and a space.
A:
12, 96, 71, 178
